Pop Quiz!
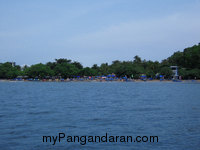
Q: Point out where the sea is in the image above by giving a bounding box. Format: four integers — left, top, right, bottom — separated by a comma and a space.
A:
0, 81, 200, 150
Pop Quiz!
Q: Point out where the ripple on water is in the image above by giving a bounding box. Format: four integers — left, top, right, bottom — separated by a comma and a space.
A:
0, 82, 200, 150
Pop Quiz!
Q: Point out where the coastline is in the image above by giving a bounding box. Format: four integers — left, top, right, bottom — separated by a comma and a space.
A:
0, 79, 199, 83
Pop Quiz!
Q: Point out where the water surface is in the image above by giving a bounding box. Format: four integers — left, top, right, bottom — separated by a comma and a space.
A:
0, 82, 200, 150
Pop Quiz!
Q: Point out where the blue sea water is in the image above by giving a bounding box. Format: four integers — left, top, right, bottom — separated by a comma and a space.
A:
0, 82, 200, 150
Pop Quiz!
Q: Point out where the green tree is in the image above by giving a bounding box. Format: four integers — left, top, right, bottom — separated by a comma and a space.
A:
133, 55, 142, 64
25, 63, 53, 78
159, 67, 173, 79
54, 63, 78, 78
79, 67, 96, 76
72, 61, 83, 69
0, 62, 21, 79
55, 58, 71, 64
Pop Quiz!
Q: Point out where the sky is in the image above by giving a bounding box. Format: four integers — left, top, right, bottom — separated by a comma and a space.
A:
0, 0, 200, 67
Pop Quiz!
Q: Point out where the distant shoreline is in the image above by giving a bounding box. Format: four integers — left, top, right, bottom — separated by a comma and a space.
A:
0, 79, 200, 83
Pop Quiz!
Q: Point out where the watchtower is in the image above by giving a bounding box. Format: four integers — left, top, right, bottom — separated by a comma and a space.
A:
170, 66, 178, 79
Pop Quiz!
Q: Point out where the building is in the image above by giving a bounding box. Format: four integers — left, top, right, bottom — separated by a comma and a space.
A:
170, 66, 178, 79
9, 62, 16, 67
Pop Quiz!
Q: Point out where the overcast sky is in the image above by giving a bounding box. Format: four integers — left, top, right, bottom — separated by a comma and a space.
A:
0, 0, 200, 66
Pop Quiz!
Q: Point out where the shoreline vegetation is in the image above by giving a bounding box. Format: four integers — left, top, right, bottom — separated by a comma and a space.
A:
0, 43, 200, 81
0, 79, 200, 83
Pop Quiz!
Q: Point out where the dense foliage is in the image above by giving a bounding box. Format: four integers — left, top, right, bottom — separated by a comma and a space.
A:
0, 43, 200, 79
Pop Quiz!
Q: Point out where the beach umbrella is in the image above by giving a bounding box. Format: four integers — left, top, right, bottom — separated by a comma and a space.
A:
140, 75, 146, 78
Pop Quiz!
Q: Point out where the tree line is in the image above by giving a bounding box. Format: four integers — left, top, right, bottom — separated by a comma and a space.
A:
0, 43, 200, 79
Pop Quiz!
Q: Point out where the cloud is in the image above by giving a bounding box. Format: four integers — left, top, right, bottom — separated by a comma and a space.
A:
0, 1, 200, 66
60, 6, 200, 65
